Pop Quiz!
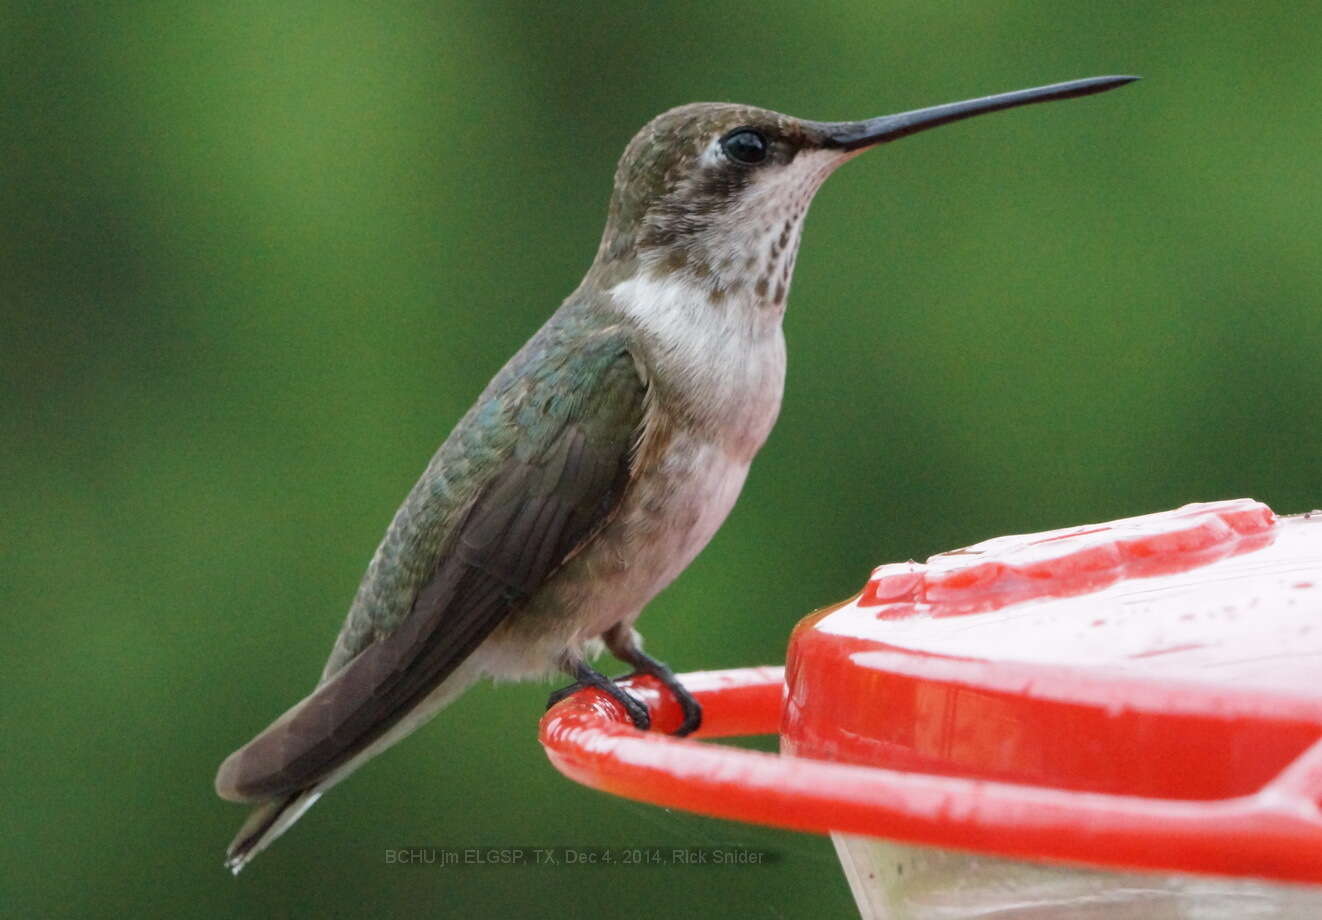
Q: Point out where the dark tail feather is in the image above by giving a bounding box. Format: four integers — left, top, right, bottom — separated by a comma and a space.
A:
224, 790, 322, 875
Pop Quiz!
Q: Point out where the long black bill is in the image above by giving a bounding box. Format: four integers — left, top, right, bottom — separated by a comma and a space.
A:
816, 75, 1139, 151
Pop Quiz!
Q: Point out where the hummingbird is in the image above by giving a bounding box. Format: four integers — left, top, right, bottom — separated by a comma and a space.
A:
215, 75, 1136, 872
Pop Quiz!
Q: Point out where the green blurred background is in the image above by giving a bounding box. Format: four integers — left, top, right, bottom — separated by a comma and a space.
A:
5, 1, 1320, 916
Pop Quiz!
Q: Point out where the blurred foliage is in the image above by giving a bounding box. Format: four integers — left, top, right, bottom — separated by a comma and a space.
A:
4, 2, 1320, 917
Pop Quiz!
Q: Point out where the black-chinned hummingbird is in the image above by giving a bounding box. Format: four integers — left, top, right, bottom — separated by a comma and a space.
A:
215, 75, 1137, 872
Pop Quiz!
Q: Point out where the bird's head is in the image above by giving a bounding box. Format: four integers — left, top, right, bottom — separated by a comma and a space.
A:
593, 77, 1136, 307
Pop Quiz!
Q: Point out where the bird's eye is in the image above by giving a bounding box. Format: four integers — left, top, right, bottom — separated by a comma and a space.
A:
721, 129, 769, 165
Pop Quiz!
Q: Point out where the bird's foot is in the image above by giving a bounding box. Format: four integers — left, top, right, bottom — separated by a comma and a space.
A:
547, 661, 651, 730
617, 663, 701, 737
600, 626, 701, 737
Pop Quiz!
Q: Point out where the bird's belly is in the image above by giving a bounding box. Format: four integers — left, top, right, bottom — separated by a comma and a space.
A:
480, 433, 755, 678
594, 435, 752, 629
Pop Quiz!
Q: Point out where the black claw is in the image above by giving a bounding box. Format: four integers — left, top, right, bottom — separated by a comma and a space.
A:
623, 667, 701, 737
673, 689, 702, 738
547, 662, 652, 730
601, 626, 702, 737
549, 636, 703, 736
545, 682, 582, 710
611, 687, 651, 731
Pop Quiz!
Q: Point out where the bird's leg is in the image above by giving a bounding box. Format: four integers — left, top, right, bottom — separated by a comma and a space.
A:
603, 625, 701, 737
546, 657, 651, 731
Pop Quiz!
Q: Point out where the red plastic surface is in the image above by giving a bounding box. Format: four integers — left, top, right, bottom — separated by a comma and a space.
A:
540, 500, 1322, 883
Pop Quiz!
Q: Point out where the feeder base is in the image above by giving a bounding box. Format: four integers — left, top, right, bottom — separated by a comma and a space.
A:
833, 834, 1322, 919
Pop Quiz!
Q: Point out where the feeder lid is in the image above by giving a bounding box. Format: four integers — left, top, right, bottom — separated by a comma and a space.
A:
784, 499, 1322, 801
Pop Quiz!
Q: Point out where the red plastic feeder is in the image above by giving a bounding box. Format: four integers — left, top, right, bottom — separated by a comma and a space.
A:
540, 500, 1322, 916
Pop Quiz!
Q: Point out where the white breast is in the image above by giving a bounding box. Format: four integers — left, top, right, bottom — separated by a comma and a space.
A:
609, 272, 787, 460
